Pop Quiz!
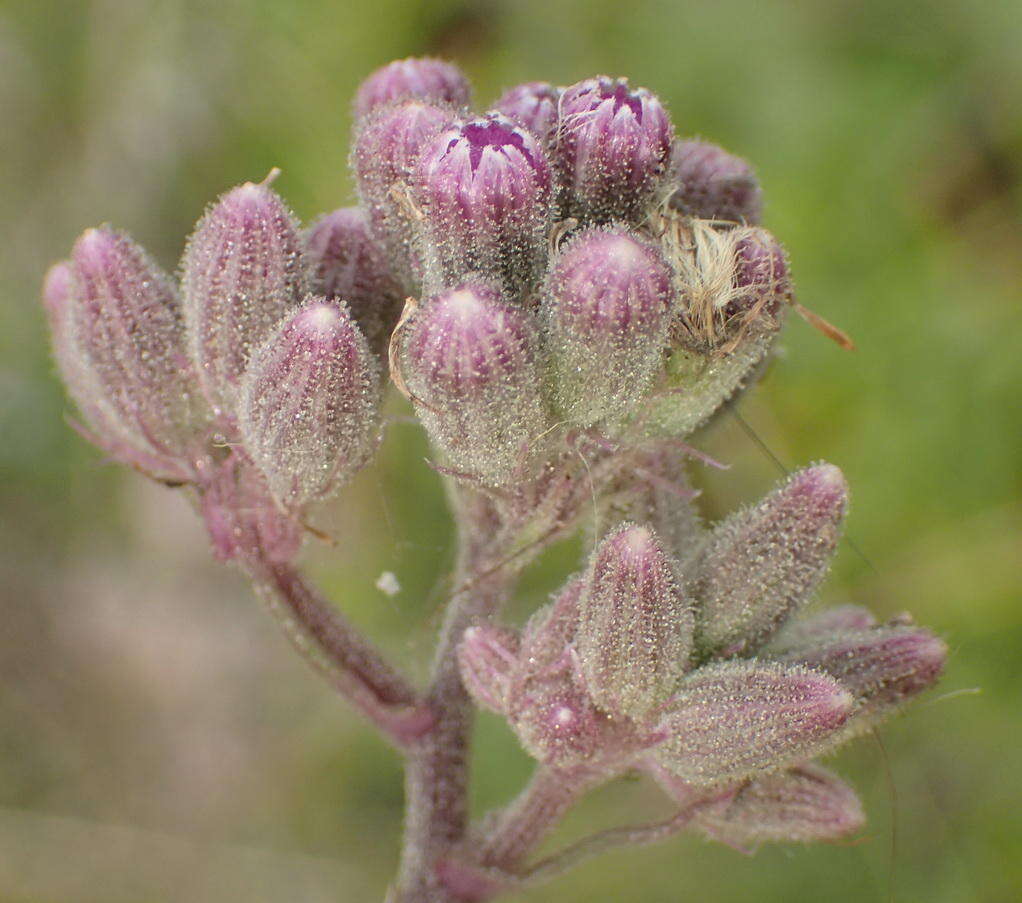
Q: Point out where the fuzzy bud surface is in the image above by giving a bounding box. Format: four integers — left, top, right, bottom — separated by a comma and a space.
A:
555, 76, 673, 222
668, 139, 763, 224
411, 113, 553, 294
239, 299, 379, 510
494, 81, 562, 143
354, 57, 470, 119
181, 181, 305, 420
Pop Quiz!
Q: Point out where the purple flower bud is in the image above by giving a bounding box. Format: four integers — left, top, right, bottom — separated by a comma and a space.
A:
354, 57, 470, 120
400, 284, 547, 484
181, 181, 306, 420
692, 464, 848, 657
494, 81, 562, 143
576, 524, 693, 720
410, 112, 553, 294
55, 228, 204, 481
654, 661, 854, 786
541, 226, 674, 425
554, 76, 673, 222
505, 664, 606, 767
238, 299, 379, 510
351, 100, 453, 288
304, 206, 404, 355
458, 624, 520, 714
668, 139, 763, 224
776, 626, 947, 721
695, 764, 865, 847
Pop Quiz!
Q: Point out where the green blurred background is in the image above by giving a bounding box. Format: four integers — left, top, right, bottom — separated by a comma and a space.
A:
1, 0, 1019, 900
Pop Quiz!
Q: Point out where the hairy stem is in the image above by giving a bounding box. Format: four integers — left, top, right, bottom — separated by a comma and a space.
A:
253, 560, 433, 748
390, 487, 515, 903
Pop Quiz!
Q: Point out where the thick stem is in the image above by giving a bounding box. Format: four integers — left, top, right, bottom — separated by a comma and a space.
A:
254, 560, 433, 748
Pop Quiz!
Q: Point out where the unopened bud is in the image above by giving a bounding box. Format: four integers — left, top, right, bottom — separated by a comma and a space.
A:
555, 76, 673, 223
668, 139, 763, 224
304, 206, 404, 355
519, 577, 584, 671
494, 81, 562, 143
57, 228, 203, 481
400, 284, 547, 485
411, 112, 553, 294
541, 226, 674, 425
506, 665, 606, 767
692, 464, 848, 657
351, 100, 452, 289
239, 299, 379, 510
654, 661, 853, 786
354, 57, 470, 119
576, 524, 693, 720
776, 626, 947, 722
181, 181, 305, 420
696, 764, 864, 846
458, 624, 520, 714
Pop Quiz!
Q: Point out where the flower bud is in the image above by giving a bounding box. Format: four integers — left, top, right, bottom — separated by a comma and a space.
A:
776, 626, 947, 721
399, 284, 547, 485
181, 181, 305, 420
668, 139, 763, 224
494, 81, 562, 143
239, 299, 379, 510
654, 661, 853, 786
692, 464, 848, 658
304, 206, 404, 355
554, 76, 673, 223
351, 100, 453, 289
520, 577, 583, 671
505, 664, 606, 767
695, 764, 864, 846
458, 624, 520, 714
541, 226, 674, 425
56, 228, 204, 481
354, 57, 470, 120
576, 525, 693, 721
410, 112, 553, 294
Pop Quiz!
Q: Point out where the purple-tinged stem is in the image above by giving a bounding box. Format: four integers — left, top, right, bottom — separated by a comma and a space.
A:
390, 488, 515, 903
254, 561, 434, 749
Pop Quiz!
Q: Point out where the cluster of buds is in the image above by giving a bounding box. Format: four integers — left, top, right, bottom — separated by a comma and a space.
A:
44, 176, 388, 566
43, 55, 944, 879
345, 60, 792, 486
461, 464, 946, 845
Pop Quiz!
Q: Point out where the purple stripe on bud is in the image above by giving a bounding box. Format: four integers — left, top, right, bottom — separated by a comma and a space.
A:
576, 524, 693, 720
554, 76, 674, 223
767, 605, 877, 653
668, 139, 763, 224
692, 464, 848, 657
458, 624, 520, 714
541, 226, 674, 425
411, 112, 553, 294
654, 660, 854, 785
181, 181, 306, 421
494, 81, 562, 143
400, 283, 547, 484
354, 57, 470, 120
239, 299, 379, 510
304, 206, 404, 355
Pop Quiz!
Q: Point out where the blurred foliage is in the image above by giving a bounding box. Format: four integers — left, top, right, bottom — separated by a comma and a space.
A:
0, 0, 1019, 900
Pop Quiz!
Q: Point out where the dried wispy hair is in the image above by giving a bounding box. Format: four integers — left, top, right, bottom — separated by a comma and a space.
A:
656, 211, 785, 355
